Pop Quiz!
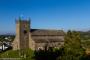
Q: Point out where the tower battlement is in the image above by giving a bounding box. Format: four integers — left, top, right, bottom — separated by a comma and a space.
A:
15, 20, 30, 23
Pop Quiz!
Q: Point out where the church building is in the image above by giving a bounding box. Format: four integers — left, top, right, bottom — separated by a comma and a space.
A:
12, 19, 65, 50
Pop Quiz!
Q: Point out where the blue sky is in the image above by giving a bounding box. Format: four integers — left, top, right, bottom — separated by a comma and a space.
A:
0, 0, 90, 33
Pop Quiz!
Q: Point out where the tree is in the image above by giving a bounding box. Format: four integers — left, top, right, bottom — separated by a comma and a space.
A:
60, 30, 85, 60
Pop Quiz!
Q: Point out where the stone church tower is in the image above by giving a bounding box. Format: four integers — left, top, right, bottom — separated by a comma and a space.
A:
12, 19, 31, 50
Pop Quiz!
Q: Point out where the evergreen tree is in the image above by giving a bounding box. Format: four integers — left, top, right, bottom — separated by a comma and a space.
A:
60, 30, 85, 60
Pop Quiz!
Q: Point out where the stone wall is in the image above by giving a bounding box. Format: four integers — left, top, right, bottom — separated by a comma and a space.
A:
32, 35, 64, 50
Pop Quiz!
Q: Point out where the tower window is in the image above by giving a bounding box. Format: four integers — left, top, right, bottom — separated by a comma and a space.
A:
24, 30, 27, 34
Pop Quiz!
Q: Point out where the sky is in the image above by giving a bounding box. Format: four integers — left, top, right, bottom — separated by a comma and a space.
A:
0, 0, 90, 34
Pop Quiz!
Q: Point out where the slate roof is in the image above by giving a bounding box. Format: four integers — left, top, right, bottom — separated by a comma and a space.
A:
30, 29, 65, 43
32, 39, 64, 43
30, 29, 65, 36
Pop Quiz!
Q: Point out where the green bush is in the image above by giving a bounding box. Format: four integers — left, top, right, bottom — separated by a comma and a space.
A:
0, 49, 34, 60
